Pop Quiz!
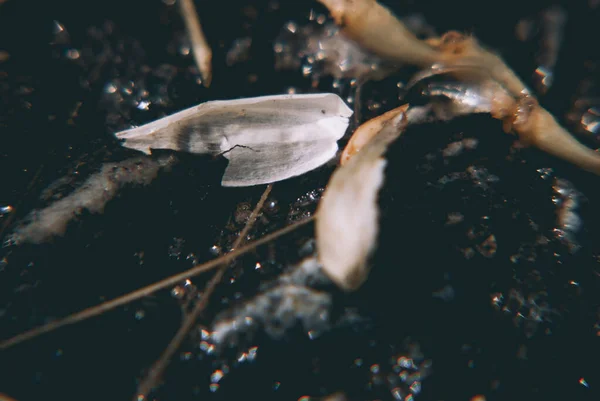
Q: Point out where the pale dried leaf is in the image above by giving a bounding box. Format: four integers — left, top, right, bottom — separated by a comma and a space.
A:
316, 105, 408, 291
115, 93, 353, 186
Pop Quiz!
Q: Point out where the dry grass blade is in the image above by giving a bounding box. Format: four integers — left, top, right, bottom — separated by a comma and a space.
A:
0, 190, 315, 351
178, 0, 212, 87
135, 183, 272, 399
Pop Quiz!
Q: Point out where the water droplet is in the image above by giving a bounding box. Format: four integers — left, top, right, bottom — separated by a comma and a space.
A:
0, 205, 13, 216
397, 356, 414, 368
66, 49, 80, 60
286, 22, 298, 33
537, 167, 554, 180
53, 20, 65, 34
410, 381, 422, 394
179, 44, 191, 56
199, 341, 215, 354
491, 293, 504, 308
171, 286, 185, 299
581, 107, 600, 135
391, 387, 403, 400
211, 369, 224, 383
136, 100, 151, 110
104, 82, 118, 94
248, 346, 258, 361
367, 101, 381, 111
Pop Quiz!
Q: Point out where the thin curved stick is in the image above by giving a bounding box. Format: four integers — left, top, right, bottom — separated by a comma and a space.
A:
135, 184, 273, 399
0, 204, 313, 350
178, 0, 212, 87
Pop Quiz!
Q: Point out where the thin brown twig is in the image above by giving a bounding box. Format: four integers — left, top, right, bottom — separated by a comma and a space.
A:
0, 201, 313, 351
353, 78, 365, 127
135, 184, 273, 399
178, 0, 213, 87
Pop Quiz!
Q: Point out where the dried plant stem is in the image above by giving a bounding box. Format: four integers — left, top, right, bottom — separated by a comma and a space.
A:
0, 189, 314, 351
178, 0, 213, 87
135, 184, 273, 399
353, 78, 365, 126
316, 0, 439, 66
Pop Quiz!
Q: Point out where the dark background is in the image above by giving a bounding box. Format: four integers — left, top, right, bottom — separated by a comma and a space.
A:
1, 0, 599, 400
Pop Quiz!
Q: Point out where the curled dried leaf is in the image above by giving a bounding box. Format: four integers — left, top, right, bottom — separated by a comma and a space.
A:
411, 70, 600, 175
409, 76, 600, 175
317, 1, 526, 95
115, 93, 353, 186
431, 31, 530, 96
340, 106, 409, 164
316, 0, 439, 66
316, 105, 408, 291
